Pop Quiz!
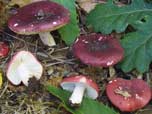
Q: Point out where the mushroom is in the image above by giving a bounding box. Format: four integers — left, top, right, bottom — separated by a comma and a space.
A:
60, 75, 99, 105
6, 51, 43, 86
72, 33, 124, 67
106, 78, 151, 112
8, 1, 70, 46
0, 42, 9, 58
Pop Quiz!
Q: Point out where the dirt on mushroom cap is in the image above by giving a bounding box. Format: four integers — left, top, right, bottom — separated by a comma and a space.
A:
106, 78, 151, 112
73, 33, 124, 67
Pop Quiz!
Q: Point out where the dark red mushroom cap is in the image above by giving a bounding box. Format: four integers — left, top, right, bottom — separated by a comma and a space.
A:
0, 42, 9, 57
106, 78, 151, 112
8, 1, 70, 35
72, 33, 124, 67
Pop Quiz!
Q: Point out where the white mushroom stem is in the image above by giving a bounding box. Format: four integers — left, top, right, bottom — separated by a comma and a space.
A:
109, 66, 116, 78
39, 32, 56, 46
137, 73, 143, 79
69, 84, 86, 104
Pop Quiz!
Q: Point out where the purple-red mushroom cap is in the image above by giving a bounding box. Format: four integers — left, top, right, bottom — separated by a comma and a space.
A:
73, 33, 124, 67
8, 1, 70, 34
106, 78, 151, 112
0, 42, 9, 58
8, 1, 70, 46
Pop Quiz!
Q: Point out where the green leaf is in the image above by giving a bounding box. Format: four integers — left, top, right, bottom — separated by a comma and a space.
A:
51, 0, 79, 45
47, 85, 119, 114
86, 0, 152, 34
86, 0, 152, 72
120, 16, 152, 73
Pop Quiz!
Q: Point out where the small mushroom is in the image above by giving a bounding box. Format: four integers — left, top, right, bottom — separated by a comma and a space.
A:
60, 75, 99, 105
106, 78, 151, 112
72, 33, 124, 67
7, 51, 43, 86
0, 42, 9, 58
8, 1, 70, 46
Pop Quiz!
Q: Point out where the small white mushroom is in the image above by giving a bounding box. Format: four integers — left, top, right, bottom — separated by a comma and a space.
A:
60, 75, 99, 105
7, 51, 43, 86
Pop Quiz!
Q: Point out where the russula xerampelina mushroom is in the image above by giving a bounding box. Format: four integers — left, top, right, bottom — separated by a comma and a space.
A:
60, 75, 99, 106
106, 78, 151, 112
0, 41, 9, 58
8, 1, 70, 46
72, 33, 124, 67
6, 51, 43, 86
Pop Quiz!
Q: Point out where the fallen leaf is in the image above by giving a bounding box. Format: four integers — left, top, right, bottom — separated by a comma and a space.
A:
9, 0, 31, 7
77, 0, 105, 13
0, 72, 2, 88
9, 0, 44, 7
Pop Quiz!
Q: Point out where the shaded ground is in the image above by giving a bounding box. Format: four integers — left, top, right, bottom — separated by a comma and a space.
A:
1, 29, 152, 113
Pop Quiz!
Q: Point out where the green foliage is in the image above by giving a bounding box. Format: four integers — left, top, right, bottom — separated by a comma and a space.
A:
86, 0, 152, 72
120, 16, 152, 73
51, 0, 79, 45
86, 0, 152, 34
47, 85, 119, 114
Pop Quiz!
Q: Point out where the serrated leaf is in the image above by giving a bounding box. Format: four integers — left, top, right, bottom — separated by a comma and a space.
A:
51, 0, 80, 45
120, 16, 152, 73
47, 85, 119, 114
86, 0, 152, 34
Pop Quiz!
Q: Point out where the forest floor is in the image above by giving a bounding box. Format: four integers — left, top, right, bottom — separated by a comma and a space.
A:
0, 0, 152, 114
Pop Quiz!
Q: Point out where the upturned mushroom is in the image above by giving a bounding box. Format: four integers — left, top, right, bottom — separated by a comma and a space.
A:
60, 75, 99, 105
7, 51, 43, 86
106, 78, 151, 112
72, 33, 124, 67
0, 42, 9, 58
8, 1, 70, 46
